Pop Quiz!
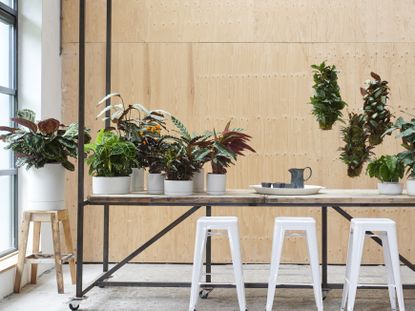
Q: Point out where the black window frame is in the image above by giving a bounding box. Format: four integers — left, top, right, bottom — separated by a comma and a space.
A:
0, 0, 18, 258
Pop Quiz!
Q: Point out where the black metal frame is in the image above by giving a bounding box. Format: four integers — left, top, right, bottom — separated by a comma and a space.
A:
74, 0, 415, 305
0, 0, 18, 258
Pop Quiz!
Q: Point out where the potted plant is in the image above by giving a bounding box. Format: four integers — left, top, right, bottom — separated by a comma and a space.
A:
309, 61, 347, 130
361, 72, 393, 146
0, 109, 90, 210
340, 113, 374, 177
162, 117, 210, 196
366, 155, 405, 195
384, 117, 415, 195
206, 120, 255, 195
85, 129, 138, 194
97, 93, 169, 192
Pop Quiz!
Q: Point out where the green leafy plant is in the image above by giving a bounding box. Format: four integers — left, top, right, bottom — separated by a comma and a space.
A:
85, 129, 138, 177
366, 155, 404, 183
0, 109, 90, 170
384, 117, 415, 178
309, 61, 347, 130
207, 120, 255, 174
340, 113, 374, 177
361, 72, 393, 146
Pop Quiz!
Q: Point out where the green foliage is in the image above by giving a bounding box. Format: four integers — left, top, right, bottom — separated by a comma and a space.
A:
85, 129, 138, 177
309, 61, 347, 130
340, 113, 374, 177
0, 110, 90, 171
384, 117, 415, 178
207, 120, 256, 174
367, 155, 404, 183
361, 72, 393, 146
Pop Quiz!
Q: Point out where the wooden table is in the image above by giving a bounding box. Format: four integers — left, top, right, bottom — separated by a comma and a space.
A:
71, 189, 415, 308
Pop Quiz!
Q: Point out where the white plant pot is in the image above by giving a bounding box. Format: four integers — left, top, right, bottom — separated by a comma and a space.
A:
193, 168, 205, 193
207, 173, 226, 195
130, 168, 145, 192
407, 179, 415, 196
147, 173, 165, 194
377, 182, 403, 195
164, 180, 193, 196
28, 163, 65, 211
93, 176, 131, 195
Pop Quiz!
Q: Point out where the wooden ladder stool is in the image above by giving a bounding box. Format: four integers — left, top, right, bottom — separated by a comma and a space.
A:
14, 209, 76, 294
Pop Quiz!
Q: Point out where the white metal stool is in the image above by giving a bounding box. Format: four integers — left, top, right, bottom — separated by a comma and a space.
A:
266, 217, 323, 311
341, 218, 405, 311
189, 216, 247, 311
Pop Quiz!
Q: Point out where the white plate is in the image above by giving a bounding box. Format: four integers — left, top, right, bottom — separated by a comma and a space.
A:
250, 185, 324, 196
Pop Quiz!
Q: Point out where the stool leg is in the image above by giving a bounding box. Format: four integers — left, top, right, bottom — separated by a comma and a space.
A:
266, 225, 285, 311
31, 221, 41, 284
386, 229, 405, 311
380, 234, 397, 310
305, 226, 323, 311
189, 224, 207, 311
62, 216, 76, 284
346, 228, 365, 311
14, 212, 31, 293
228, 223, 247, 311
341, 226, 355, 310
51, 214, 64, 294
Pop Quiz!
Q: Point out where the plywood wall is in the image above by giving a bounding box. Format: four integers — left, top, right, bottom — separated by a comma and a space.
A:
61, 0, 415, 264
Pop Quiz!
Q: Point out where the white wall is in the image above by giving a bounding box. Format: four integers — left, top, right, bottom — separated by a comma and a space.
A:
0, 0, 62, 299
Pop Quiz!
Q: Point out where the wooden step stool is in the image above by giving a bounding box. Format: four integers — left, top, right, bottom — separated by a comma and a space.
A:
14, 210, 76, 294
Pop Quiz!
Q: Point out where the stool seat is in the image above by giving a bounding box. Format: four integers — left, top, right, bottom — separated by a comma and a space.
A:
197, 216, 238, 224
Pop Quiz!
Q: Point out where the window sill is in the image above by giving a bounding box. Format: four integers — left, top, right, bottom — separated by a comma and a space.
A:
0, 251, 18, 273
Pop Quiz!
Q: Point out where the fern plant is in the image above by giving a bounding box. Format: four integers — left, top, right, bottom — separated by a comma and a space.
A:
309, 61, 347, 130
340, 113, 374, 177
361, 72, 393, 146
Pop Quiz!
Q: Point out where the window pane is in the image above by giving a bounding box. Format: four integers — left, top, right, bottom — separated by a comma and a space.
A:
0, 93, 12, 169
0, 1, 13, 9
0, 20, 11, 88
0, 175, 13, 253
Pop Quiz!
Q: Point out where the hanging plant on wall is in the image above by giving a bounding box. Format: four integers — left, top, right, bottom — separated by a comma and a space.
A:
361, 72, 393, 146
309, 61, 347, 130
340, 113, 374, 177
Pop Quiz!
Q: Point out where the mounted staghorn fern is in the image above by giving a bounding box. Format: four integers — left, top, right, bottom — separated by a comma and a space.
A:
309, 61, 347, 130
361, 72, 393, 146
340, 113, 374, 177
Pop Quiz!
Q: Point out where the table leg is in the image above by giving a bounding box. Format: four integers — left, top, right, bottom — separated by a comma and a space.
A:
103, 204, 109, 272
76, 202, 84, 298
322, 206, 328, 297
206, 206, 212, 284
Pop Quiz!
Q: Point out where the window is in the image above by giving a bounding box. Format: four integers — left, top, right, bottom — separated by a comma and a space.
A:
0, 0, 17, 257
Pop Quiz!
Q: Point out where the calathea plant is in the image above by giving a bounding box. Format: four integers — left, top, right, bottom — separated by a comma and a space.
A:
361, 72, 393, 146
366, 155, 404, 183
207, 120, 255, 174
0, 109, 90, 170
340, 113, 374, 177
309, 61, 347, 130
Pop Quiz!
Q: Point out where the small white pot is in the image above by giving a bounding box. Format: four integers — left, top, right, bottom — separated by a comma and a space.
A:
193, 168, 205, 193
130, 168, 145, 192
93, 176, 131, 195
407, 179, 415, 196
377, 182, 403, 195
164, 180, 193, 196
147, 173, 165, 194
28, 163, 65, 211
207, 173, 226, 195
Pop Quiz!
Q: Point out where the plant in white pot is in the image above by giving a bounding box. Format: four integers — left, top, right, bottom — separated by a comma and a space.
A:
366, 155, 405, 195
206, 120, 255, 195
0, 109, 90, 210
97, 93, 170, 192
85, 129, 137, 195
384, 117, 415, 195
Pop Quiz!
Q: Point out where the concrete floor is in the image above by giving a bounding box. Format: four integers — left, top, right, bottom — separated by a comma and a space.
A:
0, 264, 414, 310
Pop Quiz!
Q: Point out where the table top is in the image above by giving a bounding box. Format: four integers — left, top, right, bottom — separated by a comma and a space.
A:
87, 189, 415, 206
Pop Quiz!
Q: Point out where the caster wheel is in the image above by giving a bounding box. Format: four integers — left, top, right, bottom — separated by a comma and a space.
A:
199, 289, 209, 299
69, 302, 80, 310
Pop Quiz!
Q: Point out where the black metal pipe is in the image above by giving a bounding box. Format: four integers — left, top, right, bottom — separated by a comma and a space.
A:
82, 206, 202, 296
322, 206, 328, 289
206, 206, 212, 284
105, 0, 112, 126
76, 0, 86, 299
103, 204, 109, 272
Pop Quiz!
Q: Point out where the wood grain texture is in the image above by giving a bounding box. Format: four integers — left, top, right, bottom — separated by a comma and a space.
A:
62, 1, 415, 264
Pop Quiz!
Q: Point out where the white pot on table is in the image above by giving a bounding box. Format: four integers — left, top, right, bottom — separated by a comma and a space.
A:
206, 173, 226, 195
93, 176, 131, 195
377, 182, 403, 195
406, 178, 415, 196
147, 173, 165, 194
164, 180, 193, 196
